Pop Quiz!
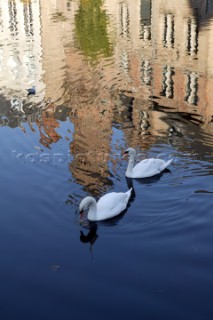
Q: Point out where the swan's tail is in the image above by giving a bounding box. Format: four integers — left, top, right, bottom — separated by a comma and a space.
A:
164, 158, 173, 169
126, 187, 133, 199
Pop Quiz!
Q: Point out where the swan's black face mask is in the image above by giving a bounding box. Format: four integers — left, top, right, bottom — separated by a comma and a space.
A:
122, 150, 129, 159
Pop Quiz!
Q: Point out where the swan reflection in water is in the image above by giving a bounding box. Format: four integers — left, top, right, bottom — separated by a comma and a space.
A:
126, 167, 172, 187
79, 207, 130, 261
80, 222, 99, 261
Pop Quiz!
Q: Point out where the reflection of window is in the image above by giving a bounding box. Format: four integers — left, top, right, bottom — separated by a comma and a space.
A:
10, 98, 24, 113
141, 59, 152, 85
0, 6, 3, 32
120, 50, 129, 75
8, 0, 18, 36
119, 3, 129, 38
161, 66, 174, 98
67, 1, 71, 11
140, 25, 151, 41
139, 110, 150, 135
185, 72, 198, 105
23, 1, 34, 37
185, 18, 198, 56
8, 49, 21, 79
162, 14, 174, 48
0, 48, 3, 72
23, 51, 36, 81
140, 0, 151, 40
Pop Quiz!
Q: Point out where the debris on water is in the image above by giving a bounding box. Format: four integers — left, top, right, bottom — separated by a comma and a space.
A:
10, 98, 24, 113
27, 86, 36, 96
34, 146, 44, 152
101, 99, 107, 104
50, 265, 60, 272
195, 189, 213, 194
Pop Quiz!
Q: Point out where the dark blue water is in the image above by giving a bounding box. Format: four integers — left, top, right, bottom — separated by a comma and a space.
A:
0, 1, 213, 320
0, 117, 213, 320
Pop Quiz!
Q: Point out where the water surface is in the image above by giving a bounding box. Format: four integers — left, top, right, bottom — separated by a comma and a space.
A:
0, 1, 213, 319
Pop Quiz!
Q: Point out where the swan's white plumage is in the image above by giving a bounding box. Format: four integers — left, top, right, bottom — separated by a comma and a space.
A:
79, 189, 132, 221
124, 147, 173, 178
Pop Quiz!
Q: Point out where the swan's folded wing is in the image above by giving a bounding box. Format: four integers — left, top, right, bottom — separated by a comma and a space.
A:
133, 158, 162, 177
97, 192, 129, 219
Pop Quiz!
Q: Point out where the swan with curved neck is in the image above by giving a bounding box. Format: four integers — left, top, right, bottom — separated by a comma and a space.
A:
79, 188, 132, 221
123, 147, 173, 178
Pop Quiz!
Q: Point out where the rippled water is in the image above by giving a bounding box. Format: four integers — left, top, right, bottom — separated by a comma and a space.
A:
0, 0, 213, 319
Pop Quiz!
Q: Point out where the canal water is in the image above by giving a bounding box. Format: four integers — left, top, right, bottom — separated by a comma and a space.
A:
0, 1, 213, 319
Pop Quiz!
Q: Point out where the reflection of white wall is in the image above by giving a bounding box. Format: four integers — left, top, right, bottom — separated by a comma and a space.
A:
104, 0, 145, 49
185, 72, 198, 105
152, 0, 213, 75
0, 0, 44, 100
104, 0, 152, 79
205, 19, 213, 74
39, 0, 78, 103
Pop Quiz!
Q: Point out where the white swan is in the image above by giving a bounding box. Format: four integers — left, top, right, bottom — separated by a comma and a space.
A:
123, 147, 173, 178
79, 188, 132, 221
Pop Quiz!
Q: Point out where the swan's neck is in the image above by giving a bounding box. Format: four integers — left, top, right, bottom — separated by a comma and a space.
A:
126, 154, 135, 177
87, 198, 97, 221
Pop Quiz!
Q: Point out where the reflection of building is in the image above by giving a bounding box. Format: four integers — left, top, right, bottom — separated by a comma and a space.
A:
107, 0, 213, 144
65, 53, 114, 195
0, 0, 44, 101
39, 0, 78, 104
151, 0, 213, 131
102, 0, 213, 147
0, 0, 77, 148
152, 0, 210, 66
69, 111, 113, 196
105, 0, 152, 91
37, 104, 62, 148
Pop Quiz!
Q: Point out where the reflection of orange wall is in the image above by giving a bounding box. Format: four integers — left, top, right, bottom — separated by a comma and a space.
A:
36, 104, 61, 148
65, 49, 114, 195
68, 108, 113, 195
199, 77, 213, 126
69, 109, 113, 195
129, 54, 142, 89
